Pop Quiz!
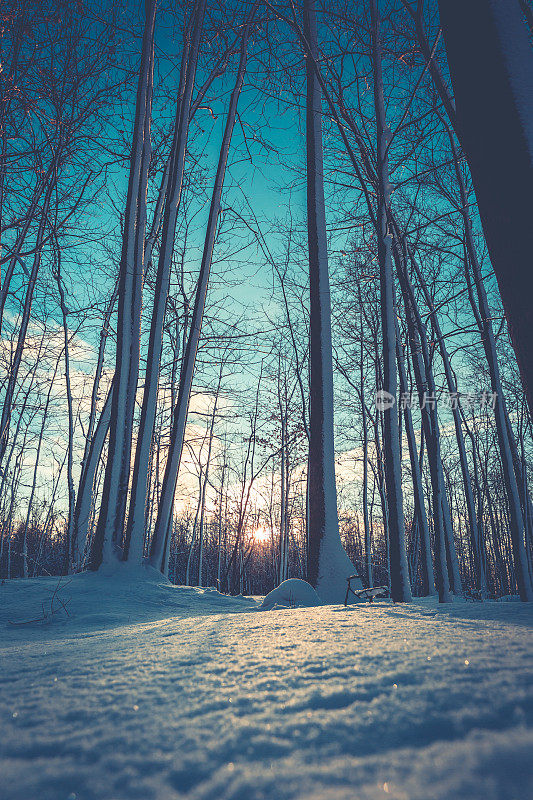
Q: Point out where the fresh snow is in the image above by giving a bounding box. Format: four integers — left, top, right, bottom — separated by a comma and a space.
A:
1, 567, 532, 800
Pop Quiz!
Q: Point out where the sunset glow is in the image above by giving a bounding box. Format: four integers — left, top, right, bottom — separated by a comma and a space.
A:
252, 525, 270, 544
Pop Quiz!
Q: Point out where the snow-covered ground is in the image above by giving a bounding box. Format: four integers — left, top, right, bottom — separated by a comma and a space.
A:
1, 567, 532, 800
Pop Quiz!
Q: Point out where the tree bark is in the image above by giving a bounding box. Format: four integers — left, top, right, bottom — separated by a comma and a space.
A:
303, 0, 360, 602
438, 0, 533, 417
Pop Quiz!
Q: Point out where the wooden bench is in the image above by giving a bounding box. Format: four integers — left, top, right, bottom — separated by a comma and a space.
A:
344, 577, 389, 606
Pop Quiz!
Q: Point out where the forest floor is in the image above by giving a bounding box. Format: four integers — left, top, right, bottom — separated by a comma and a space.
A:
0, 567, 532, 800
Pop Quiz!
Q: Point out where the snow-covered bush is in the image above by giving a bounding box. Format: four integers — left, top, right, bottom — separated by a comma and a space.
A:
259, 579, 322, 611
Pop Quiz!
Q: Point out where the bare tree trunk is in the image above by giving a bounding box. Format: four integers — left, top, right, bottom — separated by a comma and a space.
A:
81, 280, 118, 480
186, 473, 203, 585
198, 369, 221, 586
91, 0, 157, 569
73, 382, 113, 561
396, 327, 435, 596
150, 11, 255, 574
407, 244, 486, 596
217, 462, 225, 590
125, 0, 205, 564
445, 126, 532, 601
438, 0, 533, 416
394, 243, 451, 602
53, 244, 76, 572
361, 360, 371, 588
370, 0, 411, 602
303, 0, 360, 602
277, 359, 289, 584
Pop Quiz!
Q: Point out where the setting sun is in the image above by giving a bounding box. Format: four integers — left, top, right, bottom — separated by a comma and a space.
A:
252, 525, 270, 543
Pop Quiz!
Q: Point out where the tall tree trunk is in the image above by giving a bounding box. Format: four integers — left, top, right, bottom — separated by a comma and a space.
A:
90, 0, 157, 570
396, 327, 435, 596
303, 0, 360, 602
81, 280, 118, 481
370, 0, 411, 602
402, 296, 449, 602
394, 243, 451, 602
438, 0, 533, 416
361, 358, 372, 588
198, 373, 220, 586
150, 11, 255, 574
407, 244, 486, 596
278, 360, 289, 584
53, 246, 76, 572
73, 382, 113, 561
125, 0, 205, 564
444, 125, 532, 601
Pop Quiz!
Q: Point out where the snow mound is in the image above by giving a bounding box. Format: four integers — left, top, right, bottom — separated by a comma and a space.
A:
0, 564, 257, 634
260, 579, 322, 611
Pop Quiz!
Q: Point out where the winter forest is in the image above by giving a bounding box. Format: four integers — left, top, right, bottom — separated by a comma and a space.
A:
1, 0, 532, 798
